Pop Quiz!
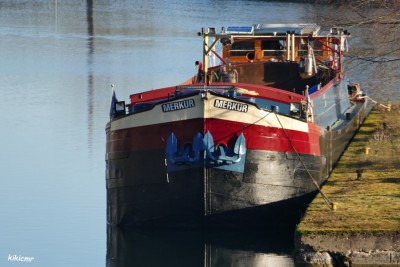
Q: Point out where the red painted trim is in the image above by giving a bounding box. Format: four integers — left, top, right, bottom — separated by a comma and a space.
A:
211, 82, 304, 103
129, 86, 177, 105
128, 82, 304, 109
108, 118, 321, 156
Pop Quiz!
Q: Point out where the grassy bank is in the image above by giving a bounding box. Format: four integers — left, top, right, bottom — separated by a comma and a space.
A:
298, 103, 400, 235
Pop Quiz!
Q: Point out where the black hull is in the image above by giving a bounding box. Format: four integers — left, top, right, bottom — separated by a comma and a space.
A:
107, 181, 318, 228
107, 149, 325, 228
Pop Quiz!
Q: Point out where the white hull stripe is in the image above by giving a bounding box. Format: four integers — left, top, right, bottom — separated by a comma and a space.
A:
111, 94, 308, 133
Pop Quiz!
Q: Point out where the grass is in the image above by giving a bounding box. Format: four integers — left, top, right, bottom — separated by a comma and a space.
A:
297, 103, 400, 235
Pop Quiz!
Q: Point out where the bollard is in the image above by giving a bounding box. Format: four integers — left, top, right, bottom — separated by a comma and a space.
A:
364, 146, 370, 155
356, 169, 364, 180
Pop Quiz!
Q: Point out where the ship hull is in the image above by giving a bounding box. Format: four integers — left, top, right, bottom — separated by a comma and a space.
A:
106, 95, 369, 227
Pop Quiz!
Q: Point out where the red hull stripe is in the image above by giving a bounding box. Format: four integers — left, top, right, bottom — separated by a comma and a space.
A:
108, 118, 321, 156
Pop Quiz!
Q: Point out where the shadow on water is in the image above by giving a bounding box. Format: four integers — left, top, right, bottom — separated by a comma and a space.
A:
106, 225, 299, 267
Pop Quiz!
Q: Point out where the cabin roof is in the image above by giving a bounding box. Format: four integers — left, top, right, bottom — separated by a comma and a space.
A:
225, 24, 321, 36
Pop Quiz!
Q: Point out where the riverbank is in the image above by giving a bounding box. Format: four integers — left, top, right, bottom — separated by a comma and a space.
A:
295, 103, 400, 266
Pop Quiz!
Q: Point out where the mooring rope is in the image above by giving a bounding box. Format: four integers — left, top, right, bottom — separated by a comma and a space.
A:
362, 96, 391, 111
273, 112, 335, 211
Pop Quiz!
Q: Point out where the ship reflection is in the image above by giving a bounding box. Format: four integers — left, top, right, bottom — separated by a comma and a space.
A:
106, 226, 296, 267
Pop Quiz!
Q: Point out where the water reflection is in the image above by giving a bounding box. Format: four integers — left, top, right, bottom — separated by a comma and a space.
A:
106, 226, 297, 267
86, 0, 95, 150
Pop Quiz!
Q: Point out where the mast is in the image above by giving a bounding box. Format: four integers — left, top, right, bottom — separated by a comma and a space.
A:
202, 28, 209, 79
286, 32, 291, 60
329, 27, 351, 73
200, 27, 227, 81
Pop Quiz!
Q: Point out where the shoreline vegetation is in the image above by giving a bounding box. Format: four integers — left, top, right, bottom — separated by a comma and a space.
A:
295, 103, 400, 266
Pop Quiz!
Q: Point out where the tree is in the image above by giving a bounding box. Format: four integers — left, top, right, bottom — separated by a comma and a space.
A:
309, 1, 400, 101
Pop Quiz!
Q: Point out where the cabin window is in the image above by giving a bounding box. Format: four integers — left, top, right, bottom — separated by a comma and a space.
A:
313, 40, 323, 56
298, 39, 324, 57
289, 102, 302, 117
298, 42, 308, 57
229, 41, 254, 56
261, 40, 285, 56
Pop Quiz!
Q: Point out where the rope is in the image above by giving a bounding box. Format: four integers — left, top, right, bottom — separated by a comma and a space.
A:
273, 112, 335, 211
349, 89, 391, 111
363, 96, 391, 111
